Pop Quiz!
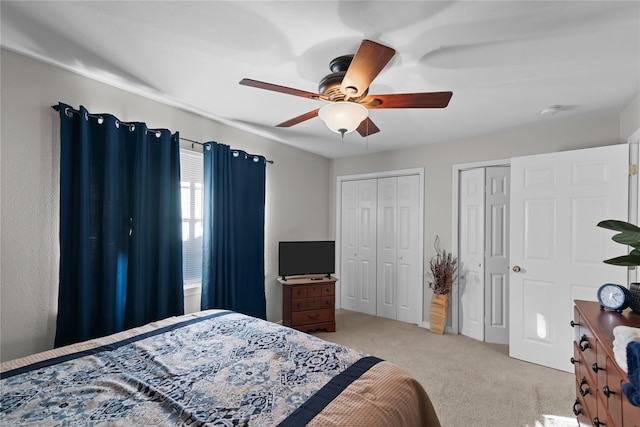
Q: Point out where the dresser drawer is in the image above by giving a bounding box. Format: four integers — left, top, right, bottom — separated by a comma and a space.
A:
292, 285, 327, 299
603, 355, 624, 427
292, 308, 334, 326
576, 373, 597, 422
322, 284, 335, 296
292, 297, 336, 311
576, 331, 597, 383
291, 286, 309, 299
291, 299, 309, 311
574, 387, 593, 426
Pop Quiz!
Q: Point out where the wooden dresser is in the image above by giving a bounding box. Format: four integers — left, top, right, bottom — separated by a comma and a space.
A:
572, 300, 640, 426
279, 276, 336, 333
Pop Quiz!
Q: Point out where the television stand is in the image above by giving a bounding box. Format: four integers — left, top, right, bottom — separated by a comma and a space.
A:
279, 275, 337, 333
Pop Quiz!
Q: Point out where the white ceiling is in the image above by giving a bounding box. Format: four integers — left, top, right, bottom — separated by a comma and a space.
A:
2, 1, 639, 158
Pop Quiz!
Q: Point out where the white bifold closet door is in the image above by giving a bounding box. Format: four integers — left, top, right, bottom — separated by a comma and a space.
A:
340, 175, 421, 325
341, 179, 378, 316
458, 167, 510, 344
376, 176, 421, 324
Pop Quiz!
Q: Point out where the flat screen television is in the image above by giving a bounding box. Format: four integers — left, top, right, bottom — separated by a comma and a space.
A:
278, 240, 335, 280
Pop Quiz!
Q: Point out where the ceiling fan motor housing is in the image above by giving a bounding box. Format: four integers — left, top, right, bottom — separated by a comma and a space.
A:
318, 55, 367, 101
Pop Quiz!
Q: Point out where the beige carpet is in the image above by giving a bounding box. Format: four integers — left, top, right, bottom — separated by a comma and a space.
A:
312, 309, 577, 427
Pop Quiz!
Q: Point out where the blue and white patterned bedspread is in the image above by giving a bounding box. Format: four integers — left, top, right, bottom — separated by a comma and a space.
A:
0, 311, 375, 426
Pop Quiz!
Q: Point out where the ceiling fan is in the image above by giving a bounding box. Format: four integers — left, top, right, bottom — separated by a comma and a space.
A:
240, 39, 453, 137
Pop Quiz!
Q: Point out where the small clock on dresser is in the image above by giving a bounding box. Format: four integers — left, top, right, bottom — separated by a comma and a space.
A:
597, 283, 632, 313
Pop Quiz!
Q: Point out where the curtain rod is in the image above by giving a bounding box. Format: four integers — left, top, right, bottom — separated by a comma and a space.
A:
183, 138, 274, 164
51, 105, 273, 164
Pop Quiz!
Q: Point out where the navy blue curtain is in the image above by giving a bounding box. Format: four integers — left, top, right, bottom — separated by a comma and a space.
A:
55, 103, 184, 348
201, 142, 266, 319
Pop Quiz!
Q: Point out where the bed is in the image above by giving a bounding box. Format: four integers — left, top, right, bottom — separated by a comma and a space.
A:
1, 310, 440, 426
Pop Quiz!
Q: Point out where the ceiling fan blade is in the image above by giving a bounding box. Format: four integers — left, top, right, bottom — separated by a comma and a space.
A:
356, 117, 380, 137
362, 92, 453, 109
276, 109, 320, 128
240, 78, 325, 100
340, 40, 396, 99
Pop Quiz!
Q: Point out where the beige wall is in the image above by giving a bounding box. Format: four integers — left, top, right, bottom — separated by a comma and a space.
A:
0, 49, 331, 361
621, 93, 640, 141
330, 107, 639, 322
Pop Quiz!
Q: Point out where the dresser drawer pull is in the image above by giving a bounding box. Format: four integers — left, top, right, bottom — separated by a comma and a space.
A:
593, 417, 603, 427
570, 320, 578, 328
579, 335, 591, 351
570, 357, 578, 365
307, 314, 320, 321
572, 398, 584, 416
579, 377, 591, 397
592, 362, 602, 373
602, 385, 615, 398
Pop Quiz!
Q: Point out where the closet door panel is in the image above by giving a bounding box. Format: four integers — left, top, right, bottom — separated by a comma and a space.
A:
340, 180, 358, 311
377, 177, 397, 320
396, 175, 421, 325
357, 179, 378, 315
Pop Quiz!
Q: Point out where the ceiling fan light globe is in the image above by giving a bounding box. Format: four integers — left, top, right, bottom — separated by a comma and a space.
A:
318, 102, 368, 135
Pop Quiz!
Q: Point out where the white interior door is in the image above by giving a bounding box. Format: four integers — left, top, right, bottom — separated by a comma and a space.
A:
509, 144, 628, 372
484, 166, 510, 345
459, 168, 485, 341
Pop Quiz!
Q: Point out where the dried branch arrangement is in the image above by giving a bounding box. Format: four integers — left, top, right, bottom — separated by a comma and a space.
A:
427, 235, 458, 295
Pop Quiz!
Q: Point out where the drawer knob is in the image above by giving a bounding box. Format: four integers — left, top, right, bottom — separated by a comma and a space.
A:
593, 417, 602, 427
570, 357, 578, 365
602, 385, 615, 398
592, 363, 602, 373
570, 320, 577, 327
572, 398, 584, 416
579, 377, 591, 397
579, 335, 591, 351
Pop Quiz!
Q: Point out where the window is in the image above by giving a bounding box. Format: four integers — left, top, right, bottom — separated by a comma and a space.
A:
180, 149, 203, 287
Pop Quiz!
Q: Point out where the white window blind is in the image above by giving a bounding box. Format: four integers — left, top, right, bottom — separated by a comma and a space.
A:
179, 149, 203, 286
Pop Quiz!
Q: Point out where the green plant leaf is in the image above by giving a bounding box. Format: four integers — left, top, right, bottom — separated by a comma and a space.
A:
603, 252, 640, 266
597, 220, 640, 233
612, 231, 640, 248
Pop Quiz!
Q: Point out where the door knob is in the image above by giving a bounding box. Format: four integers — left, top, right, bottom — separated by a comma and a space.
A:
512, 265, 521, 273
